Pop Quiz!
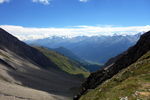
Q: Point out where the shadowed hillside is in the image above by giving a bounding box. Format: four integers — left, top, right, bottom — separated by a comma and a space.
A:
80, 50, 150, 100
0, 28, 85, 100
75, 31, 150, 100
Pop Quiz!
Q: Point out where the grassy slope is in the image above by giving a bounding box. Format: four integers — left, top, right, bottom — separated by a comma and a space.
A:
35, 47, 90, 77
80, 51, 150, 100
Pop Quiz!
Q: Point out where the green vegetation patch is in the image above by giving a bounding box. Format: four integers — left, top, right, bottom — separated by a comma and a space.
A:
80, 51, 150, 100
34, 47, 90, 77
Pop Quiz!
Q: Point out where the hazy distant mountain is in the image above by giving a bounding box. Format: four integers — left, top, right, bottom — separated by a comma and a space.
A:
54, 47, 81, 61
54, 47, 102, 72
26, 33, 142, 64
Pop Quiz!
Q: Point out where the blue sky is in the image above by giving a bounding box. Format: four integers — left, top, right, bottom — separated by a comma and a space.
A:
0, 0, 150, 27
0, 0, 150, 40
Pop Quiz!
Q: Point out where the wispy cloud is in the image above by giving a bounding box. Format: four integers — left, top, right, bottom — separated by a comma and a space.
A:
79, 0, 89, 3
0, 0, 89, 5
32, 0, 51, 5
0, 0, 9, 4
0, 25, 150, 40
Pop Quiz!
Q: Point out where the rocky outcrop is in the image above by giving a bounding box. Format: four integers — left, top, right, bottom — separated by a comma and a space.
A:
74, 31, 150, 100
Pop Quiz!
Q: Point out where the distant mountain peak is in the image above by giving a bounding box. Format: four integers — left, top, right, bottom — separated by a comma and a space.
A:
26, 32, 141, 64
45, 32, 144, 39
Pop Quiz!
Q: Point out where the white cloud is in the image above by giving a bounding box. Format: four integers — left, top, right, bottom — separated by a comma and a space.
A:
79, 0, 89, 3
0, 0, 9, 4
32, 0, 51, 5
0, 25, 150, 40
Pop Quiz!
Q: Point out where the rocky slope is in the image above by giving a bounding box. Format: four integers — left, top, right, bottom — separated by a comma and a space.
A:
0, 28, 58, 69
74, 31, 150, 100
0, 28, 84, 100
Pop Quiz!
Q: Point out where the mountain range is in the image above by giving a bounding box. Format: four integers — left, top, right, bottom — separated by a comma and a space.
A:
26, 33, 141, 64
0, 27, 149, 100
